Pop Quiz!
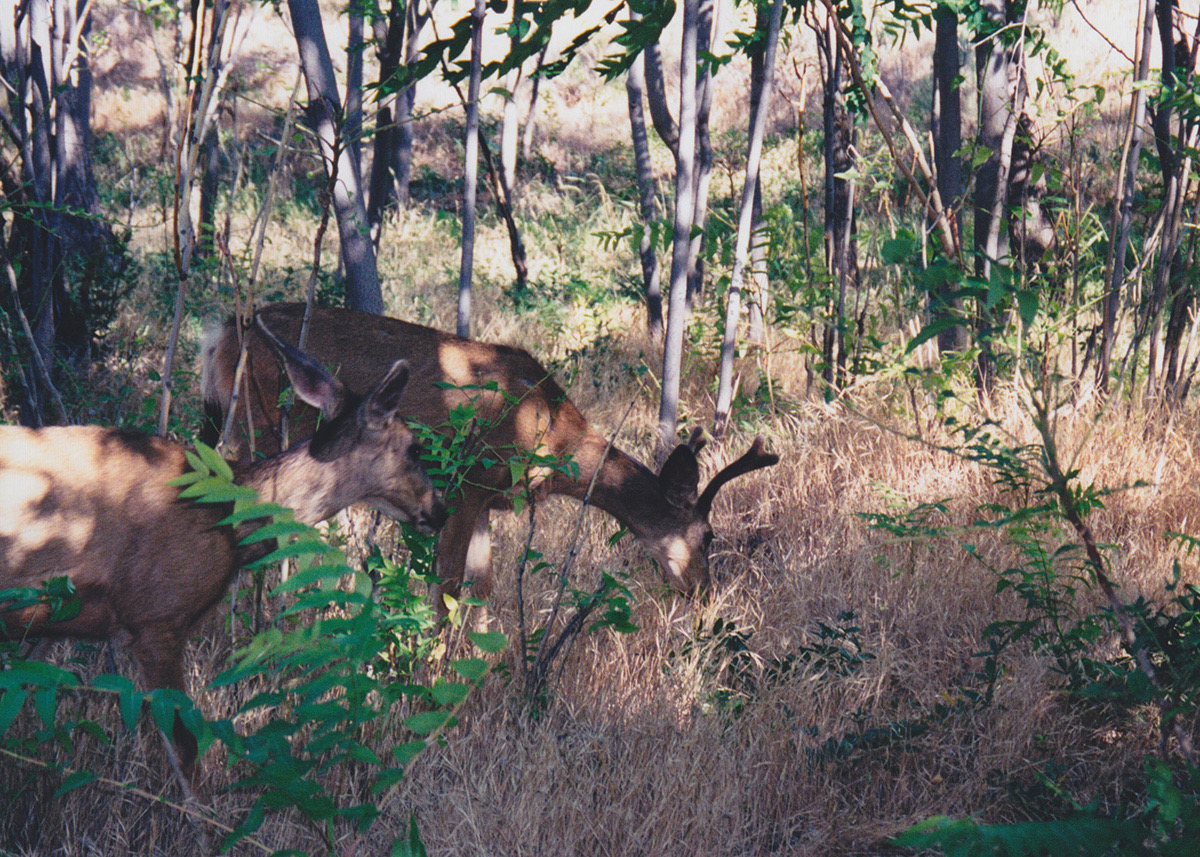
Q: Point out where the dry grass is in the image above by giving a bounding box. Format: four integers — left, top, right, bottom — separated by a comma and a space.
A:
4, 1, 1199, 855
3, 392, 1195, 855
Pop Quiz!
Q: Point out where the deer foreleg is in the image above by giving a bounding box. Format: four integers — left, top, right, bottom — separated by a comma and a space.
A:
435, 491, 494, 613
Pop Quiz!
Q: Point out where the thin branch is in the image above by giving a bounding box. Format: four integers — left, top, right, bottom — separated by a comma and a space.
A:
0, 747, 275, 853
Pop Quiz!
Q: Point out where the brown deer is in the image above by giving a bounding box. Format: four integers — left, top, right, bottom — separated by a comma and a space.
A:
201, 303, 778, 608
0, 317, 447, 783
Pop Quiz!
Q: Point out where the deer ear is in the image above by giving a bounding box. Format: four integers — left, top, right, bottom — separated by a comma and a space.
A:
257, 315, 348, 420
282, 350, 347, 420
660, 443, 701, 509
361, 360, 410, 430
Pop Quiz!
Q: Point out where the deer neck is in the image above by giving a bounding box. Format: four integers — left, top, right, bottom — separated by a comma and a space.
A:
237, 441, 347, 527
553, 433, 672, 539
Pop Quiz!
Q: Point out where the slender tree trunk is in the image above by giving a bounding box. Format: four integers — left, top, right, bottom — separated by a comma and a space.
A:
346, 0, 364, 172
367, 0, 404, 231
288, 0, 382, 313
626, 21, 663, 337
972, 0, 1023, 394
658, 0, 699, 454
395, 0, 433, 205
746, 1, 771, 345
194, 0, 228, 261
931, 1, 967, 352
714, 0, 784, 435
457, 0, 486, 338
643, 35, 679, 156
685, 0, 718, 306
499, 0, 525, 195
818, 15, 857, 389
1147, 0, 1183, 395
520, 42, 548, 159
1099, 0, 1154, 390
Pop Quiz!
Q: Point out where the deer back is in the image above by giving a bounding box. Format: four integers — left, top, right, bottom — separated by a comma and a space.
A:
0, 425, 237, 642
202, 303, 590, 496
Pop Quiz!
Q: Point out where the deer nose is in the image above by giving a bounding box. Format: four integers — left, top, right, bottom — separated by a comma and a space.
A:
419, 498, 449, 533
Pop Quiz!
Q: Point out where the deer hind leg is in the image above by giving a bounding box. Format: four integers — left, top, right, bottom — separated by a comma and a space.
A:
130, 631, 200, 797
435, 490, 495, 615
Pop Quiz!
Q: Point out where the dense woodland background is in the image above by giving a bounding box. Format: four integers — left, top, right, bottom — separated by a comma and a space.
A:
4, 0, 1200, 854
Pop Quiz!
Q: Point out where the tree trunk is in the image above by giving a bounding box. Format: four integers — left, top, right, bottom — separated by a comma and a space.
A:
457, 0, 486, 338
367, 0, 405, 231
818, 15, 857, 390
931, 1, 967, 352
288, 0, 382, 313
643, 35, 679, 156
685, 0, 718, 306
499, 0, 525, 195
1147, 0, 1184, 395
520, 42, 548, 159
1098, 0, 1154, 390
193, 0, 228, 261
395, 0, 433, 205
626, 19, 663, 337
346, 0, 364, 172
745, 1, 771, 346
658, 0, 699, 455
972, 0, 1023, 394
714, 0, 784, 435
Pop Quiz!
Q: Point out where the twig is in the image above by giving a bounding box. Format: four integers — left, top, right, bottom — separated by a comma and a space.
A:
0, 746, 275, 853
0, 243, 66, 425
526, 396, 639, 700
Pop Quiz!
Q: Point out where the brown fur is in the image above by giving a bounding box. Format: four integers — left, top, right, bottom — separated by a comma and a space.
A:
201, 303, 778, 606
1, 336, 446, 782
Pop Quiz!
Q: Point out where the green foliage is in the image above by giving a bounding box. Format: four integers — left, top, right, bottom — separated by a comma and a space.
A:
892, 760, 1200, 856
0, 444, 506, 855
871, 350, 1200, 852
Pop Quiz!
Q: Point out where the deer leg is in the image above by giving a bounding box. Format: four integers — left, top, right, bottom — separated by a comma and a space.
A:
435, 490, 494, 614
130, 632, 199, 793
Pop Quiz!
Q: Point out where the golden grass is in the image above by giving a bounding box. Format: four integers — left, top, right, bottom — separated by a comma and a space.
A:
4, 3, 1197, 854
4, 382, 1194, 854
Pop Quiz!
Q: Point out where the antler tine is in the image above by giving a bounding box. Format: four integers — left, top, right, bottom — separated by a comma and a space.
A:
255, 313, 292, 355
696, 436, 779, 516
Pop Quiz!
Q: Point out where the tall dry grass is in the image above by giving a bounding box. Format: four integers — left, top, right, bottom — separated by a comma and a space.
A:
3, 1, 1195, 854
4, 381, 1195, 855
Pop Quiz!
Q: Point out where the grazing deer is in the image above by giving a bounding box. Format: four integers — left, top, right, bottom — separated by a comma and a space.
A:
0, 318, 447, 784
201, 303, 778, 608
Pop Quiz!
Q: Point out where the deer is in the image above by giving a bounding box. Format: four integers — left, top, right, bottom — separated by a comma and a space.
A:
0, 317, 447, 787
201, 303, 779, 612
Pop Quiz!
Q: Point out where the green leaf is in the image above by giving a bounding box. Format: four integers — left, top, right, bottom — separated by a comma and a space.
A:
905, 317, 961, 354
193, 442, 235, 482
271, 560, 353, 594
52, 770, 97, 800
177, 478, 256, 504
1015, 288, 1039, 326
218, 503, 296, 526
239, 520, 315, 545
0, 688, 28, 734
91, 674, 136, 695
430, 681, 470, 707
450, 658, 489, 683
468, 631, 507, 653
404, 711, 450, 735
392, 813, 428, 857
32, 685, 58, 727
392, 740, 427, 767
121, 689, 145, 732
249, 538, 335, 571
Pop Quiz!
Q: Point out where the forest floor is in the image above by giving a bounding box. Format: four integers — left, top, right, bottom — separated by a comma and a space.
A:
3, 1, 1196, 855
